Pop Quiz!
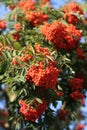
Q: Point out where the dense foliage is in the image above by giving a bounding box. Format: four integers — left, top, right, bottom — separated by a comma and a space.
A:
0, 0, 87, 130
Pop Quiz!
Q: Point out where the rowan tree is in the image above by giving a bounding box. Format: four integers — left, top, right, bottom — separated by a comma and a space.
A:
0, 0, 87, 130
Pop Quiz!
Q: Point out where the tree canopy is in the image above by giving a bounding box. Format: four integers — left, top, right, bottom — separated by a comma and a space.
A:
0, 0, 87, 130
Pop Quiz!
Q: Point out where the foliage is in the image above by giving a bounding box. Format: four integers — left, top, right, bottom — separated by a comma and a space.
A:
0, 0, 87, 130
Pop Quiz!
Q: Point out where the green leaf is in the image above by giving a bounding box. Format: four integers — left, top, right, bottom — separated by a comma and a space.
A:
46, 55, 54, 62
13, 42, 21, 50
35, 98, 42, 104
0, 61, 8, 75
15, 122, 21, 130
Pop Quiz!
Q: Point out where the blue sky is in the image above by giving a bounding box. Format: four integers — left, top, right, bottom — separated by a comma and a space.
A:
51, 0, 83, 8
